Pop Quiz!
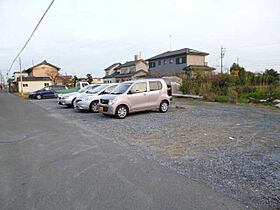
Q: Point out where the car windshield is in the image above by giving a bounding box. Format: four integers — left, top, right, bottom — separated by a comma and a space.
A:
110, 83, 132, 94
102, 85, 118, 94
78, 85, 91, 93
87, 85, 109, 94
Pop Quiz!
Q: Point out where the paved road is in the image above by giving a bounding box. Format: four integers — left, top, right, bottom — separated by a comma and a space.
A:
0, 92, 248, 210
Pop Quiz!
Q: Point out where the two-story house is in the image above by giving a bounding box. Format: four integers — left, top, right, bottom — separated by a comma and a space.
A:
103, 55, 148, 83
16, 60, 63, 93
147, 48, 215, 76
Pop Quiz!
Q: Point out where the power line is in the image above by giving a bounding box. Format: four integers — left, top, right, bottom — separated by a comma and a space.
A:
7, 0, 56, 77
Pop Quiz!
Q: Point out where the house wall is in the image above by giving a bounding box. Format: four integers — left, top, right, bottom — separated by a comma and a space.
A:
149, 55, 187, 76
187, 54, 205, 65
136, 62, 148, 72
32, 65, 59, 77
18, 81, 53, 93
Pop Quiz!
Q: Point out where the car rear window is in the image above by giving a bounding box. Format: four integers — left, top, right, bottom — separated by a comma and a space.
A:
149, 81, 162, 91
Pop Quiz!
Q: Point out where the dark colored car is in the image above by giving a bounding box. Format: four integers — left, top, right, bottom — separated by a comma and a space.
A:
29, 85, 67, 99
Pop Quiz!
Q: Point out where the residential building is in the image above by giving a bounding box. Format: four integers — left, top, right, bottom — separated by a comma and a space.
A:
103, 63, 121, 83
13, 60, 65, 93
103, 55, 148, 83
147, 48, 215, 76
18, 77, 52, 93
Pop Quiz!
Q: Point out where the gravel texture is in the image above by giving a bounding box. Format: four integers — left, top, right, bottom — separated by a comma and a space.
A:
31, 98, 280, 209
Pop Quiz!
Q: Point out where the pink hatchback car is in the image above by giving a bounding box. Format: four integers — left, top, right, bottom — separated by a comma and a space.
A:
99, 79, 172, 119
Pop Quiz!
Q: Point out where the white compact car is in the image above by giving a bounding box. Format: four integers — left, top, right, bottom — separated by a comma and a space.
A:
58, 84, 100, 107
74, 83, 118, 112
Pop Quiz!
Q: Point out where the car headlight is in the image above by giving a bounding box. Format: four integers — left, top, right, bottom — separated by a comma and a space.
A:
108, 98, 117, 105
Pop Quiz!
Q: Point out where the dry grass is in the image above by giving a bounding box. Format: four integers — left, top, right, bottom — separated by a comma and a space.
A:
13, 93, 29, 99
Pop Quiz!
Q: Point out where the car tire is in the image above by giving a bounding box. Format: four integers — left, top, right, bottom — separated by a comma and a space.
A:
115, 105, 128, 119
70, 98, 76, 108
36, 94, 42, 100
159, 100, 169, 113
90, 101, 99, 113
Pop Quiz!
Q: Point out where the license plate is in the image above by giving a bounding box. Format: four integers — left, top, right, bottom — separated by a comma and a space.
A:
99, 106, 103, 111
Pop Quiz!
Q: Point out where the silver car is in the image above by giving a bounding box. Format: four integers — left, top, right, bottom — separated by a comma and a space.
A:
58, 84, 100, 107
74, 83, 118, 112
99, 79, 172, 119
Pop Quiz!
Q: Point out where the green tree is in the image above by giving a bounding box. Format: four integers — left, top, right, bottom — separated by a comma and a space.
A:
264, 69, 279, 82
73, 75, 78, 86
86, 73, 93, 84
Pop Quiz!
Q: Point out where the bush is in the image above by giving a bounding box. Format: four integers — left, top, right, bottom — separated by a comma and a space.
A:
214, 95, 228, 103
179, 71, 280, 105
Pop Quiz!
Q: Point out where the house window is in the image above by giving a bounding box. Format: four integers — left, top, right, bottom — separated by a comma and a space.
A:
169, 58, 173, 64
149, 62, 156, 68
158, 60, 161, 65
176, 57, 186, 64
44, 83, 49, 86
23, 84, 28, 87
164, 59, 168, 65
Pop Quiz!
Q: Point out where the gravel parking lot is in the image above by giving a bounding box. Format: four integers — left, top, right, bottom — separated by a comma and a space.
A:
31, 98, 280, 209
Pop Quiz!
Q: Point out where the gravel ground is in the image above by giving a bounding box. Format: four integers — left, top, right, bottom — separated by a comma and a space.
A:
30, 97, 280, 209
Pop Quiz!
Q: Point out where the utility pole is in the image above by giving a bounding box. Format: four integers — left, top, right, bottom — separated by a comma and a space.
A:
169, 35, 172, 50
19, 57, 23, 96
220, 45, 226, 73
237, 57, 239, 65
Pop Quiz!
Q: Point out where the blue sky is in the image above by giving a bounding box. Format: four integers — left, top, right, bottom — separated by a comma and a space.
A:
1, 0, 280, 78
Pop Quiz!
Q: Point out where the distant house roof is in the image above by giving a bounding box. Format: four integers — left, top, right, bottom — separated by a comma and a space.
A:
23, 60, 60, 73
103, 71, 120, 79
183, 65, 215, 71
114, 70, 148, 78
105, 63, 121, 71
115, 59, 146, 69
147, 48, 209, 61
20, 77, 52, 81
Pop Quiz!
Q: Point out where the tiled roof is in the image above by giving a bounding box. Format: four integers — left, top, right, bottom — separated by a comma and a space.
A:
115, 59, 146, 69
183, 65, 216, 71
114, 70, 147, 78
103, 71, 120, 79
105, 63, 121, 71
20, 77, 52, 81
147, 48, 208, 61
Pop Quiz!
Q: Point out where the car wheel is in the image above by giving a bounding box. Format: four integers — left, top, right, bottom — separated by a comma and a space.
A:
90, 101, 99, 113
115, 105, 128, 119
70, 98, 76, 108
159, 100, 169, 113
36, 94, 42, 100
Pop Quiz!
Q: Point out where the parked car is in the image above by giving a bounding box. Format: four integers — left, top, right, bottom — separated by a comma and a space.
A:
55, 81, 89, 97
58, 84, 100, 107
74, 83, 118, 112
99, 79, 172, 119
29, 85, 67, 100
